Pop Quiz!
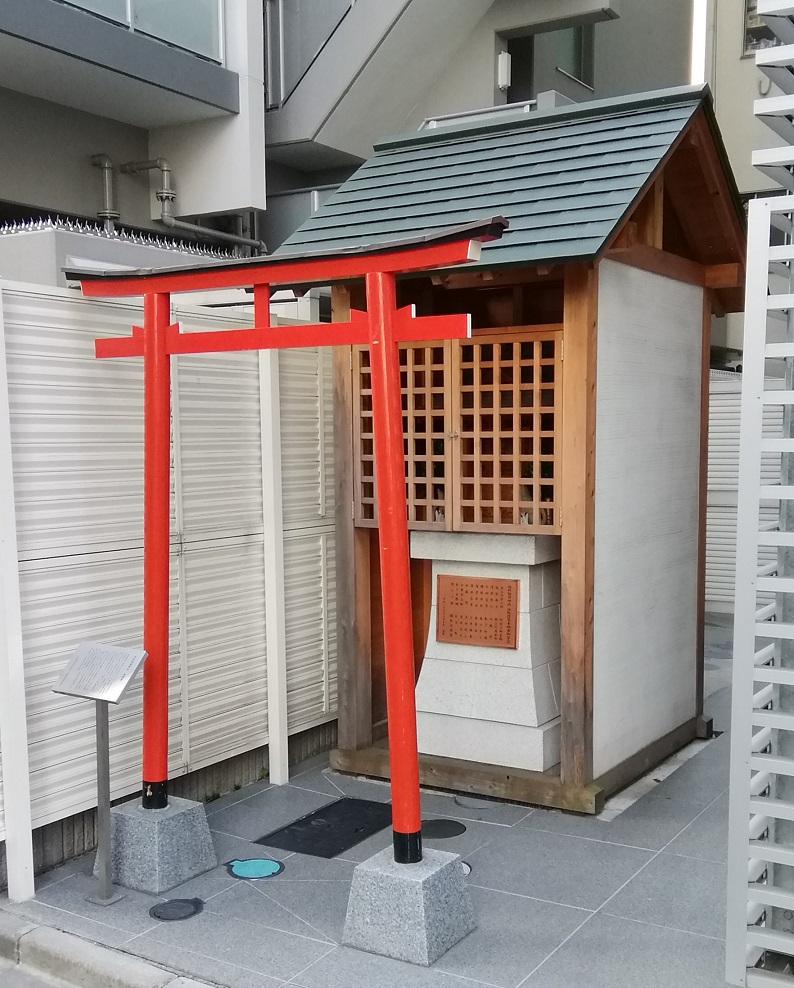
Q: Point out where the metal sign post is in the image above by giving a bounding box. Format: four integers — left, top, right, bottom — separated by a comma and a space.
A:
54, 642, 147, 906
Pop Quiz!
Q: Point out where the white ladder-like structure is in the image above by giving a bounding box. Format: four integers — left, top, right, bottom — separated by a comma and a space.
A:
728, 5, 794, 984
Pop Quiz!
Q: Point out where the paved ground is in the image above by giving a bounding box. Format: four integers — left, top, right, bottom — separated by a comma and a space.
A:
0, 962, 67, 987
1, 618, 735, 988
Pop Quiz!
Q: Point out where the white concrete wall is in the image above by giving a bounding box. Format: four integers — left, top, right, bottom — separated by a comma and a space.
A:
401, 0, 691, 130
592, 261, 701, 778
147, 0, 266, 217
0, 1, 265, 228
0, 87, 152, 228
705, 0, 785, 195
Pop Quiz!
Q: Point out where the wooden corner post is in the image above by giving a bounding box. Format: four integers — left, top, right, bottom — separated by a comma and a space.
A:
560, 264, 598, 788
332, 285, 373, 752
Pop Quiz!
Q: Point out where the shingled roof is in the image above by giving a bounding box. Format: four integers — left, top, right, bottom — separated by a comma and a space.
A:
277, 84, 739, 269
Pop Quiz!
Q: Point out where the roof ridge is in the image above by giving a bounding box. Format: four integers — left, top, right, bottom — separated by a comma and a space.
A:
375, 84, 711, 152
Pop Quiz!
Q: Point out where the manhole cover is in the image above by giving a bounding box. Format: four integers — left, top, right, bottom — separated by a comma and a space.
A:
149, 898, 203, 921
226, 858, 285, 879
422, 818, 467, 838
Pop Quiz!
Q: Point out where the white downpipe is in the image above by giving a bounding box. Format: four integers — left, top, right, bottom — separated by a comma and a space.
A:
260, 346, 289, 785
0, 282, 34, 901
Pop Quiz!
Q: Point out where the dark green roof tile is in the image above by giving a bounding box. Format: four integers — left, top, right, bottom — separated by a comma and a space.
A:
276, 85, 722, 268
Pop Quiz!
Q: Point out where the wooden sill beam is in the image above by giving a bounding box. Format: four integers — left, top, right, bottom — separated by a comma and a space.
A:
331, 745, 605, 814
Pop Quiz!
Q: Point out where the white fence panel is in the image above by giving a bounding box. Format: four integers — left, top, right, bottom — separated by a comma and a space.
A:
181, 537, 268, 773
706, 374, 783, 609
279, 346, 337, 732
0, 284, 337, 833
3, 288, 145, 557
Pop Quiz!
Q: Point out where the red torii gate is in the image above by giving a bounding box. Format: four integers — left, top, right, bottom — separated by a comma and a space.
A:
72, 219, 505, 864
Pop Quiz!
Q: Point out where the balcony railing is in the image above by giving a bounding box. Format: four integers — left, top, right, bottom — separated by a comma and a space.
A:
265, 0, 354, 109
63, 0, 224, 63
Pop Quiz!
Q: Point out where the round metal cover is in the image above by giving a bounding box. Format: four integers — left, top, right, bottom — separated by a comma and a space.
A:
226, 858, 285, 880
421, 818, 467, 838
149, 898, 203, 921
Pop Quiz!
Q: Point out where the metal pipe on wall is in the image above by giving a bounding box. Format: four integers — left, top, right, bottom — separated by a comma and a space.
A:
91, 154, 120, 234
120, 157, 267, 254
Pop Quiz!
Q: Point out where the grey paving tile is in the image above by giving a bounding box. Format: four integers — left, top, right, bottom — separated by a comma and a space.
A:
164, 862, 237, 901
435, 886, 590, 988
205, 879, 335, 943
466, 827, 653, 910
204, 780, 274, 817
259, 874, 352, 943
30, 872, 162, 935
209, 786, 336, 843
131, 908, 333, 983
35, 851, 95, 891
705, 685, 732, 734
523, 912, 726, 988
340, 817, 503, 863
420, 791, 531, 828
289, 944, 494, 988
287, 767, 392, 804
604, 851, 727, 940
3, 898, 134, 948
641, 737, 729, 807
123, 935, 289, 988
211, 829, 290, 868
274, 852, 357, 882
520, 791, 705, 852
666, 793, 728, 863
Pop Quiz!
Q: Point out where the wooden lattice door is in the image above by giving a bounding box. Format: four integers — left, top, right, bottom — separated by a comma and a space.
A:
354, 343, 452, 529
453, 331, 562, 533
352, 327, 562, 535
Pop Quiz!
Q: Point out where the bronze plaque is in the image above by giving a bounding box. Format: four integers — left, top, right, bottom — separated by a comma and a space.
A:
436, 575, 519, 649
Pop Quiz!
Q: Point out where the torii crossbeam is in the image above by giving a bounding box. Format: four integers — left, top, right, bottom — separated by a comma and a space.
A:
71, 217, 506, 864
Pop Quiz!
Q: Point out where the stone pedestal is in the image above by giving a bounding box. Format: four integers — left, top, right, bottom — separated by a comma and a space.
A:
96, 796, 216, 895
343, 847, 474, 966
411, 532, 562, 772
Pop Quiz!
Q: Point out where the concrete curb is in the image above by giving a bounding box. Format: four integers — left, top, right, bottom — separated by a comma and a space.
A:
0, 908, 215, 988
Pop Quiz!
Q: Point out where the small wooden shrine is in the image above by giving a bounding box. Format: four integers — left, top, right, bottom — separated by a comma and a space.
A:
278, 84, 746, 812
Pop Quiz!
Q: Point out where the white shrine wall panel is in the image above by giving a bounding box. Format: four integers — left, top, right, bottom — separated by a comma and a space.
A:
592, 261, 701, 778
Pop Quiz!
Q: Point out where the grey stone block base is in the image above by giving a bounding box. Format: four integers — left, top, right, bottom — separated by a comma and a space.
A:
96, 796, 216, 895
342, 846, 475, 966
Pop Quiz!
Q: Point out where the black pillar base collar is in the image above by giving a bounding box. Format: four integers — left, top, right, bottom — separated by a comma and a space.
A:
142, 780, 168, 809
393, 829, 422, 864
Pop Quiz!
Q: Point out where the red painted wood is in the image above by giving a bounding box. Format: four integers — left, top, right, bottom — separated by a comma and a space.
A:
78, 238, 483, 298
142, 293, 171, 792
82, 229, 501, 838
365, 270, 422, 843
96, 312, 471, 359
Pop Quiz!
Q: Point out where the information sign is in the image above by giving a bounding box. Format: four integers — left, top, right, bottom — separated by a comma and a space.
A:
53, 643, 147, 705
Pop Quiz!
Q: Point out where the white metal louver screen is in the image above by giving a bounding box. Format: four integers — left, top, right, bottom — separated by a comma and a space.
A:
172, 307, 269, 773
707, 373, 783, 610
0, 749, 5, 840
0, 285, 337, 832
3, 287, 161, 828
279, 347, 337, 732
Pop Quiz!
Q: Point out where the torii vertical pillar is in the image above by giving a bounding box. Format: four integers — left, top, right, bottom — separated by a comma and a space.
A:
366, 271, 422, 863
142, 291, 171, 809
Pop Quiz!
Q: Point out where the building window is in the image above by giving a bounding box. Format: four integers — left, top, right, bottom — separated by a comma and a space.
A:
556, 24, 594, 89
744, 0, 783, 55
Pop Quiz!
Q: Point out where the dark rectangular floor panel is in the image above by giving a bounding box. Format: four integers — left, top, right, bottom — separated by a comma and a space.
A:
256, 798, 393, 858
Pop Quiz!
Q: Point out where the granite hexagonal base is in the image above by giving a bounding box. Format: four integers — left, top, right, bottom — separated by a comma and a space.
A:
95, 796, 217, 895
342, 846, 475, 966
